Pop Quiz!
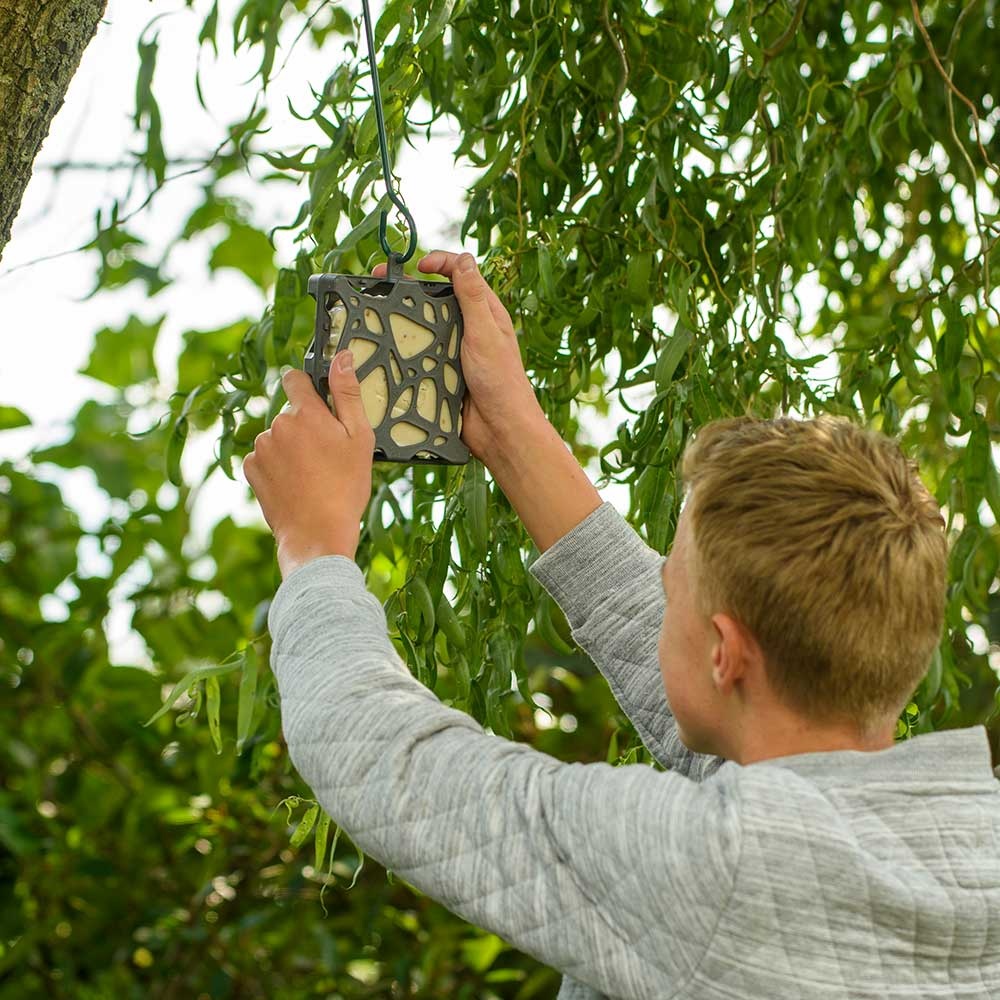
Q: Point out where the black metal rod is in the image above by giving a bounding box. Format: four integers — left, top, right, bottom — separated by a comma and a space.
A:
360, 0, 418, 264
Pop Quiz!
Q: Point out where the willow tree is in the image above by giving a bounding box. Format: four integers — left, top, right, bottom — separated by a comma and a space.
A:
4, 0, 999, 995
156, 0, 998, 741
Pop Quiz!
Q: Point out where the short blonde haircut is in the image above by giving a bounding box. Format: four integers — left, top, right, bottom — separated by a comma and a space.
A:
680, 415, 948, 737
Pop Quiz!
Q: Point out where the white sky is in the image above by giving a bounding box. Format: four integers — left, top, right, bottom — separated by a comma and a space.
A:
0, 0, 638, 666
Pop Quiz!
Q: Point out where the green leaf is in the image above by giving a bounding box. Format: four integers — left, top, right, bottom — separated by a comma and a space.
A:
272, 267, 301, 352
892, 64, 920, 113
463, 460, 489, 559
327, 197, 388, 262
636, 462, 674, 550
450, 652, 472, 701
532, 123, 571, 184
605, 726, 619, 764
235, 646, 259, 754
985, 453, 1000, 526
143, 659, 242, 727
867, 94, 894, 169
537, 244, 555, 301
935, 303, 966, 373
166, 416, 188, 488
843, 94, 867, 140
290, 803, 319, 849
80, 315, 163, 388
417, 0, 456, 49
32, 399, 158, 500
205, 675, 223, 754
963, 417, 990, 511
0, 465, 81, 597
721, 70, 761, 134
461, 933, 505, 973
407, 574, 436, 640
177, 320, 248, 394
704, 45, 730, 101
261, 376, 286, 429
219, 409, 237, 480
365, 485, 394, 560
395, 611, 428, 685
209, 222, 277, 290
476, 138, 515, 188
181, 194, 244, 239
85, 210, 167, 297
134, 34, 166, 185
487, 625, 518, 697
534, 592, 575, 655
198, 0, 219, 53
435, 594, 467, 651
654, 324, 693, 392
626, 252, 654, 305
314, 809, 332, 871
0, 406, 30, 431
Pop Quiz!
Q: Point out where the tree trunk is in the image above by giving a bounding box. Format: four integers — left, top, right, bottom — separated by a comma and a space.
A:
0, 0, 107, 262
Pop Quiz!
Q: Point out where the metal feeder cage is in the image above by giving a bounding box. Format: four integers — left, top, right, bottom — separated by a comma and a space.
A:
305, 255, 471, 466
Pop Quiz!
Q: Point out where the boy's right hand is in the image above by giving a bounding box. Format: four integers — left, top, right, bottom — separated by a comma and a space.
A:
371, 250, 545, 466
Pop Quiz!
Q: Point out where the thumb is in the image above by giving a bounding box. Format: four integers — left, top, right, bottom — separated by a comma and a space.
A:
328, 350, 369, 438
451, 254, 494, 330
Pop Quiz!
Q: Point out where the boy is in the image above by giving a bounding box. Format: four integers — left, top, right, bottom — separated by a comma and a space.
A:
244, 251, 1000, 999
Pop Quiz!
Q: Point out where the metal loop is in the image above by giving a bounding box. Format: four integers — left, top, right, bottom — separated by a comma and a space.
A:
380, 192, 418, 263
361, 0, 418, 265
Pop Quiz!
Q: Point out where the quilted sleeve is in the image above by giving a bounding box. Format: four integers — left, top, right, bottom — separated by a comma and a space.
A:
528, 501, 727, 780
268, 555, 741, 999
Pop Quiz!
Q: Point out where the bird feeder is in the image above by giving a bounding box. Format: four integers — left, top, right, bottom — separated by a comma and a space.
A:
305, 254, 470, 466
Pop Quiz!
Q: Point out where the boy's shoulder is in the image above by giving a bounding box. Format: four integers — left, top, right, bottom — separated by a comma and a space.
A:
704, 725, 997, 796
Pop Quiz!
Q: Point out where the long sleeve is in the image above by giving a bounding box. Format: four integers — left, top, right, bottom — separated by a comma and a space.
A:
268, 555, 742, 999
527, 501, 727, 781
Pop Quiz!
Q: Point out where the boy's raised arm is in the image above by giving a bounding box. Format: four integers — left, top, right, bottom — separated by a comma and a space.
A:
488, 414, 726, 780
369, 247, 723, 778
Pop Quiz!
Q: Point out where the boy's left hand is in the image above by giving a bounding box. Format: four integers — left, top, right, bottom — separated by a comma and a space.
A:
243, 351, 375, 580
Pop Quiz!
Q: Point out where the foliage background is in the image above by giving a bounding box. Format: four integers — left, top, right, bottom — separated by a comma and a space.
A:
2, 0, 999, 996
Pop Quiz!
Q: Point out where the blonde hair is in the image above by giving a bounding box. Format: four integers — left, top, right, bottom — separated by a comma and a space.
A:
680, 415, 948, 736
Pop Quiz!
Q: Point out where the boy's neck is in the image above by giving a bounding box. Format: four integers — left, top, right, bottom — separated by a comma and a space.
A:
735, 716, 897, 766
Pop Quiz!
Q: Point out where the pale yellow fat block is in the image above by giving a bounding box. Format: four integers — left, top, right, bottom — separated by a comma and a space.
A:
324, 301, 462, 455
389, 312, 436, 358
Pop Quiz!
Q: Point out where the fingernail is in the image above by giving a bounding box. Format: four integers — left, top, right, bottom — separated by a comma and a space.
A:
336, 350, 354, 372
457, 254, 476, 274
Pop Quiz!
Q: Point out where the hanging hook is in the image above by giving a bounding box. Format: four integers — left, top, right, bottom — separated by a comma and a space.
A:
360, 0, 418, 266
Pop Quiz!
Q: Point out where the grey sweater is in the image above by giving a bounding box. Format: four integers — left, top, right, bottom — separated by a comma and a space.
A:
269, 499, 1000, 999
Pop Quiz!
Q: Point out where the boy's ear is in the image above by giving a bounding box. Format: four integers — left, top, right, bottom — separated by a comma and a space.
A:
710, 613, 753, 694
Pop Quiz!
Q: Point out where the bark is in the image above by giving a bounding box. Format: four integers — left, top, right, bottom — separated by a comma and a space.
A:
0, 0, 107, 262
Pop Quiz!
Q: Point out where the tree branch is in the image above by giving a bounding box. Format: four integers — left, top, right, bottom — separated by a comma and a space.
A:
763, 0, 808, 63
910, 0, 996, 174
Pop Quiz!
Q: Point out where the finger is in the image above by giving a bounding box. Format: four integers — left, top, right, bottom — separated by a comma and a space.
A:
370, 263, 418, 280
447, 254, 500, 335
328, 350, 373, 440
418, 251, 515, 334
242, 453, 271, 507
416, 250, 469, 278
416, 250, 450, 273
242, 453, 258, 491
281, 369, 321, 411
